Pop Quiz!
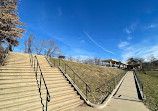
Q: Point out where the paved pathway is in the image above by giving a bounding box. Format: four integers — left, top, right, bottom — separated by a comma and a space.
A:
68, 71, 149, 111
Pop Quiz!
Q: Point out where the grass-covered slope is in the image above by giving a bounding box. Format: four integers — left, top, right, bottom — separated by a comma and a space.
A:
136, 71, 158, 111
50, 58, 124, 103
50, 58, 123, 89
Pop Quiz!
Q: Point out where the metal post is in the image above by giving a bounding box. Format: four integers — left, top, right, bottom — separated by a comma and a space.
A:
34, 59, 35, 70
59, 59, 60, 66
86, 84, 88, 98
114, 78, 115, 88
65, 64, 66, 73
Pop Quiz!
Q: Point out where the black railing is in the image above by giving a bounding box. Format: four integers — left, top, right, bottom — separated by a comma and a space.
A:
0, 45, 10, 66
30, 54, 50, 111
50, 58, 91, 100
94, 70, 127, 104
49, 57, 127, 104
133, 70, 144, 99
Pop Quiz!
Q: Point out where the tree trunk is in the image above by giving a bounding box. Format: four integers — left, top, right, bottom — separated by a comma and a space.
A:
9, 44, 12, 51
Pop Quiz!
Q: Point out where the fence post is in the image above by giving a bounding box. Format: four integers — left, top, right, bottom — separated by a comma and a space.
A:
86, 84, 88, 98
34, 58, 35, 70
65, 64, 66, 73
59, 59, 60, 66
114, 78, 115, 88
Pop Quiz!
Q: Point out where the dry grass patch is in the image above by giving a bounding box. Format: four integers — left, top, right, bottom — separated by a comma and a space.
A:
50, 58, 124, 103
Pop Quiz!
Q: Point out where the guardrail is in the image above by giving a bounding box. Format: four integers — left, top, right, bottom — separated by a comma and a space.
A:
133, 70, 144, 100
94, 70, 127, 104
48, 57, 127, 104
30, 54, 50, 111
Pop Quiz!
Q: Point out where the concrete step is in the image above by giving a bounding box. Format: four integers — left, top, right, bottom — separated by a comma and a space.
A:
53, 100, 83, 111
0, 75, 65, 79
0, 92, 80, 111
0, 96, 41, 111
4, 63, 30, 65
0, 67, 54, 70
0, 52, 82, 111
5, 62, 30, 64
0, 80, 68, 88
0, 87, 75, 101
0, 66, 49, 68
0, 90, 77, 108
4, 64, 31, 67
5, 59, 30, 62
0, 81, 70, 89
0, 85, 73, 97
20, 94, 81, 111
0, 78, 66, 84
0, 74, 64, 78
0, 70, 61, 73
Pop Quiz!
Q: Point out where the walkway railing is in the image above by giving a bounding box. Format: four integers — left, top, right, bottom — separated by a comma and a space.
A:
48, 57, 127, 104
94, 70, 127, 104
133, 70, 144, 100
30, 54, 50, 111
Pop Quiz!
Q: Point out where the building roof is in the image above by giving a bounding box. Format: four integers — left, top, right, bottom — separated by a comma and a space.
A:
102, 59, 127, 65
102, 59, 118, 62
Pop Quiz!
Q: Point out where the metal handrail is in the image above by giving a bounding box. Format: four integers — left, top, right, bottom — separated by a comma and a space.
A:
49, 57, 127, 104
95, 70, 127, 103
30, 54, 50, 111
51, 58, 91, 99
133, 70, 144, 99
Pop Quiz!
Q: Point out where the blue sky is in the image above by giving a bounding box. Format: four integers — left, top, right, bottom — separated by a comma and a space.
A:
15, 0, 158, 62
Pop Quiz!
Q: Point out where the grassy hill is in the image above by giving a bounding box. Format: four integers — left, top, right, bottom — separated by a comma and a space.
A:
50, 58, 124, 103
136, 71, 158, 111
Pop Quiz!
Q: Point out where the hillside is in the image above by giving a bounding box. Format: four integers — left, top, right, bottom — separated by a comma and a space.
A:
136, 71, 158, 111
50, 58, 124, 102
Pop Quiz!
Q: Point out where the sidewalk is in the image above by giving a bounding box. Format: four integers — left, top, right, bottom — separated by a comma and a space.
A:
68, 71, 149, 111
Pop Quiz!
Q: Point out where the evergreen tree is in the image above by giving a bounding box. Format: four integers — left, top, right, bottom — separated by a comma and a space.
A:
0, 0, 26, 51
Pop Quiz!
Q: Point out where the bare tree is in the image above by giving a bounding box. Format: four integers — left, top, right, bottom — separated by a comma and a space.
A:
24, 38, 27, 53
147, 54, 157, 69
44, 40, 60, 57
76, 56, 81, 63
24, 34, 35, 53
94, 57, 101, 65
68, 56, 74, 62
35, 39, 44, 55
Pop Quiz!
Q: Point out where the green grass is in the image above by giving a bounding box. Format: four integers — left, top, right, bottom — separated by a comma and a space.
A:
50, 58, 124, 103
136, 70, 158, 111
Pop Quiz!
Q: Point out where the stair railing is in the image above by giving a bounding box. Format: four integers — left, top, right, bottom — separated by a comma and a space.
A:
133, 70, 144, 100
48, 58, 128, 103
30, 54, 50, 111
50, 58, 91, 100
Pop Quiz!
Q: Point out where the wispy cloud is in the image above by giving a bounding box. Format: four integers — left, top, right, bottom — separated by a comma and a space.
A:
120, 38, 158, 62
84, 32, 115, 54
125, 28, 131, 34
127, 36, 133, 40
118, 41, 129, 49
124, 23, 138, 41
57, 7, 63, 16
145, 24, 158, 29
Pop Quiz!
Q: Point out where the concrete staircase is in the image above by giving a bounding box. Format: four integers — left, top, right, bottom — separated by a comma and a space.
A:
0, 52, 83, 111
